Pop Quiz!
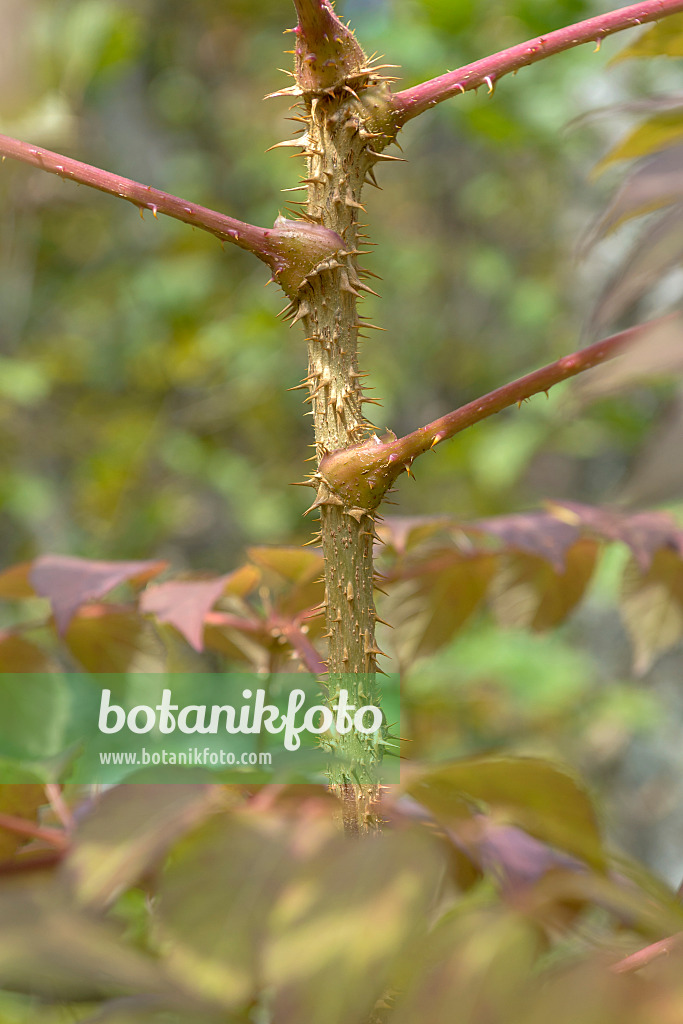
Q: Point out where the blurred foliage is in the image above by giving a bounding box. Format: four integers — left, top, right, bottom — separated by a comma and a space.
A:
3, 3, 683, 1021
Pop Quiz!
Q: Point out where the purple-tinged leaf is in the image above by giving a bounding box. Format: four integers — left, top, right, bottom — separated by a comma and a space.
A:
550, 501, 683, 571
30, 556, 166, 634
589, 142, 683, 239
140, 577, 231, 652
589, 212, 683, 335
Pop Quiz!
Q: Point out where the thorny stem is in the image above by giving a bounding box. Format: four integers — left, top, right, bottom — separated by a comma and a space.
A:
0, 133, 344, 298
315, 316, 674, 515
392, 0, 683, 124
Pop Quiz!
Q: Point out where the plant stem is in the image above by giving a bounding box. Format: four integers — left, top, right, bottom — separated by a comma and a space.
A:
391, 0, 683, 124
0, 133, 343, 296
314, 316, 675, 514
611, 931, 683, 972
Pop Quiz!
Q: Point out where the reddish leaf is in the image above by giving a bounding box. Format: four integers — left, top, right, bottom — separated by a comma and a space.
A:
140, 577, 231, 652
30, 556, 166, 634
551, 501, 683, 571
467, 512, 580, 572
590, 143, 683, 238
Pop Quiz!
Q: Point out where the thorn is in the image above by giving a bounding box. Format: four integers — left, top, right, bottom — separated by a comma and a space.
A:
345, 196, 366, 212
366, 149, 406, 163
483, 75, 495, 94
594, 37, 602, 52
290, 479, 317, 488
364, 169, 382, 189
266, 136, 307, 152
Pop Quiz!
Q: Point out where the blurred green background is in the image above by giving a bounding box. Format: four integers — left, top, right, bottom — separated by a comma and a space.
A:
2, 0, 683, 882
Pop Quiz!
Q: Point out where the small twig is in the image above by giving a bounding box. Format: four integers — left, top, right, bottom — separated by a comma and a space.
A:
611, 931, 683, 973
392, 0, 683, 124
44, 784, 75, 831
0, 811, 68, 849
0, 133, 344, 297
316, 316, 673, 512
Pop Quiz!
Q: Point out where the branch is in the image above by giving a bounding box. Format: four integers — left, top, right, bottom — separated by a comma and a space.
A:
311, 316, 673, 515
611, 931, 683, 972
0, 133, 344, 297
0, 811, 68, 850
287, 0, 368, 95
392, 0, 683, 125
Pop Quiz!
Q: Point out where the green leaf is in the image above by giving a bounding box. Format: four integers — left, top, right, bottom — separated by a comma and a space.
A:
265, 827, 443, 1024
406, 757, 605, 869
154, 812, 295, 1009
612, 14, 683, 62
594, 113, 683, 173
63, 785, 219, 909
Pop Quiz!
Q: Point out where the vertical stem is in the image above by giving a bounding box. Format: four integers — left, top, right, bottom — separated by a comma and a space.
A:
300, 93, 383, 829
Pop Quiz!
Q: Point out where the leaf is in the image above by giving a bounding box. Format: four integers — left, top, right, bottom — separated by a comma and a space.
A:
0, 876, 179, 1002
154, 812, 297, 1009
488, 540, 599, 631
620, 547, 683, 673
589, 143, 683, 239
65, 606, 164, 673
406, 757, 605, 869
390, 906, 541, 1024
612, 13, 683, 62
594, 112, 683, 173
155, 810, 443, 1022
265, 828, 443, 1024
0, 563, 36, 599
467, 511, 581, 571
573, 307, 683, 387
620, 391, 683, 504
140, 577, 231, 651
30, 556, 167, 634
550, 501, 683, 571
0, 784, 47, 861
247, 546, 322, 586
376, 516, 455, 555
386, 552, 497, 663
247, 546, 324, 618
0, 632, 54, 672
63, 785, 219, 909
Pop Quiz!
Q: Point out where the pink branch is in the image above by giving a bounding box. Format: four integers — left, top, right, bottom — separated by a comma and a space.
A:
315, 317, 671, 513
0, 811, 68, 850
289, 0, 368, 94
611, 931, 683, 972
0, 134, 344, 297
392, 0, 683, 125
